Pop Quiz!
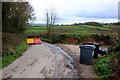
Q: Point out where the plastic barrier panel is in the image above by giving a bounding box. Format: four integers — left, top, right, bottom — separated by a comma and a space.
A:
26, 39, 34, 44
34, 38, 41, 44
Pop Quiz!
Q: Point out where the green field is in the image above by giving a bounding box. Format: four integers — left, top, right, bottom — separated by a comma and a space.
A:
27, 25, 111, 34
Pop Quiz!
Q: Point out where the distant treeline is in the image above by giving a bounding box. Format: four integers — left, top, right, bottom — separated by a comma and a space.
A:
33, 22, 120, 27
70, 22, 120, 27
73, 22, 104, 27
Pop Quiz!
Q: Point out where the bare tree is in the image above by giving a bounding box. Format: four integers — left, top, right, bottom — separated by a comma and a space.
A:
45, 7, 59, 38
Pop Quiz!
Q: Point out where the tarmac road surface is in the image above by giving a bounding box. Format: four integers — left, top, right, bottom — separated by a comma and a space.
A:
1, 42, 78, 79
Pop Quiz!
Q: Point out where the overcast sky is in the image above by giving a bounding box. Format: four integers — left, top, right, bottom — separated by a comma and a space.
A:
28, 0, 119, 24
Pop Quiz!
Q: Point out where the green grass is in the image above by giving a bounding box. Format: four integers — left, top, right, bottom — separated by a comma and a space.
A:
27, 29, 46, 32
94, 55, 111, 78
82, 25, 110, 30
1, 42, 28, 68
40, 38, 52, 43
94, 52, 119, 78
26, 25, 111, 33
0, 57, 2, 69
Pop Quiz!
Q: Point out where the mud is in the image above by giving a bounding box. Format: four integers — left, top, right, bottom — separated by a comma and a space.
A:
55, 44, 98, 78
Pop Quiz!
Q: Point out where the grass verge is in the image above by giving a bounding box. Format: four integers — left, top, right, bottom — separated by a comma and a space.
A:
94, 52, 119, 78
1, 42, 28, 68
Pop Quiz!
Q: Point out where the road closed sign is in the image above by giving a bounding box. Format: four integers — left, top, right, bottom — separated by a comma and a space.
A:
34, 38, 41, 44
26, 38, 41, 45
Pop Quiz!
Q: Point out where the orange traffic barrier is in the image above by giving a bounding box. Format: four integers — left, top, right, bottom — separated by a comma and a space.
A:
34, 38, 41, 44
26, 38, 34, 44
26, 38, 41, 45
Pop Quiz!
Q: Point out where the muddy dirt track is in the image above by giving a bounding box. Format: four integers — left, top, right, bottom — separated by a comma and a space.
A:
1, 43, 78, 79
56, 44, 97, 78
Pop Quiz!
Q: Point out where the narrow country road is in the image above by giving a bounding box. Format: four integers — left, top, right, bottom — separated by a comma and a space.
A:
1, 42, 78, 79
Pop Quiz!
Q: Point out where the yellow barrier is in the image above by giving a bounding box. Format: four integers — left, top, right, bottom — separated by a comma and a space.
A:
26, 39, 34, 44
